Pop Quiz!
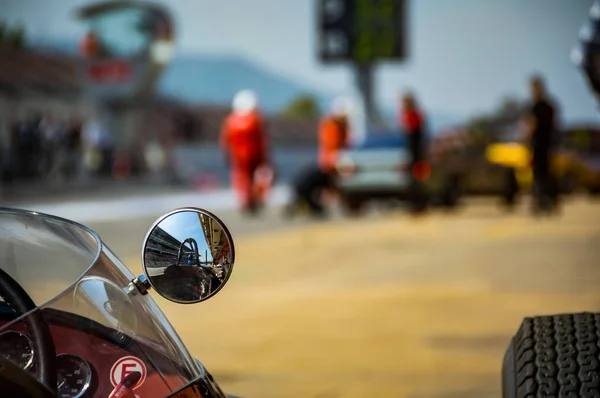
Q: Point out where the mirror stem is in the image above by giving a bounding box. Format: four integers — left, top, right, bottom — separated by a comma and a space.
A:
127, 275, 151, 296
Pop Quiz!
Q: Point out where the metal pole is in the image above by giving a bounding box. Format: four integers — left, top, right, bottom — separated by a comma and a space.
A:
354, 62, 386, 138
356, 63, 374, 125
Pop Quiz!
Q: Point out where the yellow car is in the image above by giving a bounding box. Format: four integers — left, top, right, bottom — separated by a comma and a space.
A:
485, 142, 600, 194
485, 142, 533, 187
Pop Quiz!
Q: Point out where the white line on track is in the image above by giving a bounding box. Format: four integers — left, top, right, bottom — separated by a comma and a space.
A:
10, 186, 292, 224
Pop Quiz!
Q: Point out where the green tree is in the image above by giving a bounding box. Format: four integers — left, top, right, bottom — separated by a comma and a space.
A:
465, 96, 526, 147
0, 22, 5, 47
5, 23, 25, 50
281, 94, 321, 119
493, 96, 526, 122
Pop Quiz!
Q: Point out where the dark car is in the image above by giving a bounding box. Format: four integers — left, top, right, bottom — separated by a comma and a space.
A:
334, 130, 485, 213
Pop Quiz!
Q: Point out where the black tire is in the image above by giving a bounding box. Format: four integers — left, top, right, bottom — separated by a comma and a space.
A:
340, 195, 365, 216
588, 185, 600, 196
502, 312, 600, 398
441, 175, 462, 208
561, 172, 578, 195
501, 168, 519, 209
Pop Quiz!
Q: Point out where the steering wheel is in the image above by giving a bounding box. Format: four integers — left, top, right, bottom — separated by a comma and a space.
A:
177, 238, 200, 266
0, 269, 57, 392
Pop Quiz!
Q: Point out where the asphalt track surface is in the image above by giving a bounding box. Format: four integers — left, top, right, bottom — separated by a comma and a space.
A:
75, 195, 600, 398
4, 190, 600, 398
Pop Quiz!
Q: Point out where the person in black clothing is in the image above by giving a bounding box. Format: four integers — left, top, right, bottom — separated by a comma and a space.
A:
526, 76, 559, 214
284, 164, 336, 219
398, 93, 429, 213
18, 113, 43, 180
62, 118, 82, 181
2, 122, 22, 183
178, 113, 199, 142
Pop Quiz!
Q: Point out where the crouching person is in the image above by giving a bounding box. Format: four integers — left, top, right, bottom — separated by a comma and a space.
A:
284, 97, 352, 219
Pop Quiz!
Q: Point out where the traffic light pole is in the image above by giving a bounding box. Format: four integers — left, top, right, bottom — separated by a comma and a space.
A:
318, 0, 406, 138
354, 62, 386, 132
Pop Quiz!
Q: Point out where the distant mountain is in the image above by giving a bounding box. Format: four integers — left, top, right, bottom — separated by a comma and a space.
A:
159, 53, 467, 131
157, 53, 333, 114
28, 39, 466, 131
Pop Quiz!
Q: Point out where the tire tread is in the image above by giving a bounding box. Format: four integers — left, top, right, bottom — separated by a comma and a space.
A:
507, 313, 600, 398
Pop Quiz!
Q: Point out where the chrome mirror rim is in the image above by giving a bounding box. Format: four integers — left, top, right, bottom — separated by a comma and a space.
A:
141, 207, 236, 304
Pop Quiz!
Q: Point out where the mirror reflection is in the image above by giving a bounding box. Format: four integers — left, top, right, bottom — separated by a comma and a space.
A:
143, 210, 234, 303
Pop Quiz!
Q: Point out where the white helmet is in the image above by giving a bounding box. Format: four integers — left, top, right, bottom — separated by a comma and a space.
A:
232, 90, 259, 114
330, 96, 352, 117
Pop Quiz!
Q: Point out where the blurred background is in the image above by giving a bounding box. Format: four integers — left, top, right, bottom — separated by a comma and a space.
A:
1, 0, 600, 397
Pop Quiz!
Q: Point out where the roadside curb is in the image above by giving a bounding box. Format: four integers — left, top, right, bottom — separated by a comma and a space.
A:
11, 185, 292, 224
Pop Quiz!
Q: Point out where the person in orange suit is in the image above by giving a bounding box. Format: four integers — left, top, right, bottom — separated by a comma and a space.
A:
283, 98, 352, 219
318, 97, 352, 173
80, 31, 101, 58
220, 90, 272, 215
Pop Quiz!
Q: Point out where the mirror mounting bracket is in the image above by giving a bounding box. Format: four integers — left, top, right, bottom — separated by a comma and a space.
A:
127, 274, 151, 296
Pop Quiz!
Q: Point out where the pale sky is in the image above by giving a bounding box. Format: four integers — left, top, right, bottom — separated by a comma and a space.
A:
157, 211, 213, 261
2, 0, 599, 122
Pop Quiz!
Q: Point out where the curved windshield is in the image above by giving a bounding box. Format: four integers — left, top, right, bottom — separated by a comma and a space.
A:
0, 208, 202, 398
0, 210, 99, 306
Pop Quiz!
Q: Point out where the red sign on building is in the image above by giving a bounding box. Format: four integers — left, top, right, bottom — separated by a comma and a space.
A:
87, 60, 132, 84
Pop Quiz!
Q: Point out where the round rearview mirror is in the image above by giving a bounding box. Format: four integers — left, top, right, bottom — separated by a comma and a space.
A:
142, 208, 235, 304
